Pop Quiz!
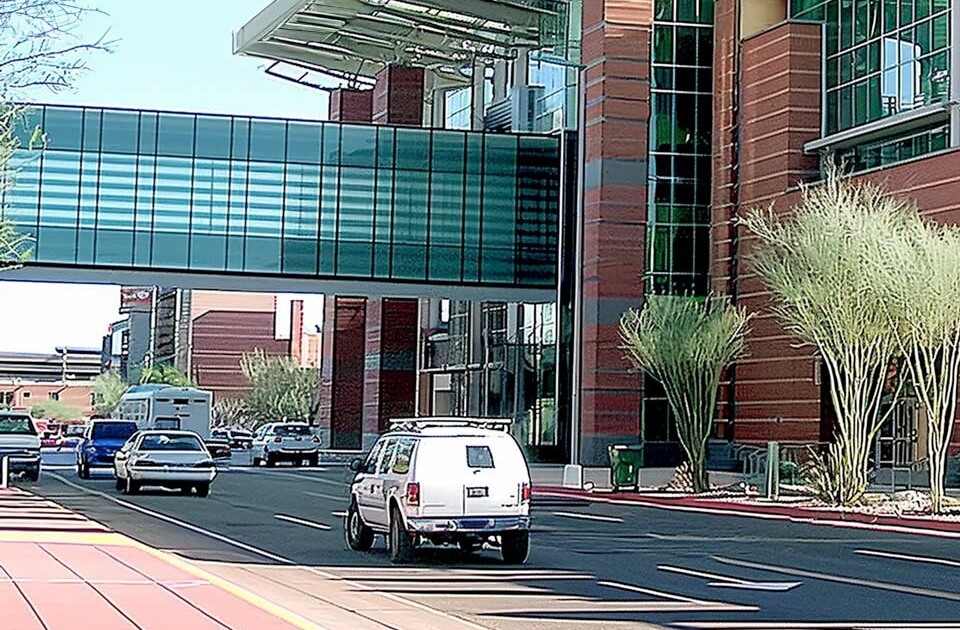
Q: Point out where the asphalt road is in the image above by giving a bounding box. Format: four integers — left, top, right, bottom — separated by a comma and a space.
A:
25, 449, 960, 630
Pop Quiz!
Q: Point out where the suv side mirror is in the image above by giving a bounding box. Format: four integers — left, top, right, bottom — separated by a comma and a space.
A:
349, 457, 363, 473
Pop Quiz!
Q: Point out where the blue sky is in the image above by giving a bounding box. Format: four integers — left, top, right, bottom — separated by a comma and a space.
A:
0, 1, 330, 353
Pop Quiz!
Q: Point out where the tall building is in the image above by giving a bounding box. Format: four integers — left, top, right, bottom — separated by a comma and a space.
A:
227, 0, 960, 465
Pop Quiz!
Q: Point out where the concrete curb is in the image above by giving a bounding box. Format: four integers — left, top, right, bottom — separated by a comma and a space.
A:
535, 486, 960, 538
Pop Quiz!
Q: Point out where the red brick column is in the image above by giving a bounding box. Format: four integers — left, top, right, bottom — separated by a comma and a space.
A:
329, 88, 373, 123
718, 21, 822, 444
319, 296, 367, 450
363, 298, 418, 443
577, 0, 652, 464
373, 66, 425, 127
711, 0, 740, 438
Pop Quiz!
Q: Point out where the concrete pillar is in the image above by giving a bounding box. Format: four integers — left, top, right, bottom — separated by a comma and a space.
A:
470, 59, 487, 131
575, 0, 652, 465
329, 88, 373, 123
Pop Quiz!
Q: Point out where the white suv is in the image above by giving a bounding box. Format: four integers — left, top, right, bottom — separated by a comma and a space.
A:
252, 422, 320, 467
345, 418, 531, 564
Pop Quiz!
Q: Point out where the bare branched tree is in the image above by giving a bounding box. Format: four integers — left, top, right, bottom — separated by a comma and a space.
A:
0, 0, 112, 97
0, 0, 111, 270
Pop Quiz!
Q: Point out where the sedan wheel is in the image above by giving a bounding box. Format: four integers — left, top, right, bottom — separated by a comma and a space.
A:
125, 477, 140, 495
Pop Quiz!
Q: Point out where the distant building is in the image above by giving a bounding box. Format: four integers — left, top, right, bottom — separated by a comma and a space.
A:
133, 289, 322, 400
0, 347, 100, 416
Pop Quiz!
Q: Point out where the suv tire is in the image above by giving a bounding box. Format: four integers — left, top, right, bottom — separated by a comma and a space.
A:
115, 476, 124, 492
125, 477, 141, 495
78, 461, 90, 479
265, 453, 276, 468
500, 531, 529, 564
345, 500, 374, 551
24, 467, 39, 482
389, 506, 415, 564
196, 483, 210, 498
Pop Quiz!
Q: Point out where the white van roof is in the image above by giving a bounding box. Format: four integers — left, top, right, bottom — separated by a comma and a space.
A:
388, 417, 511, 435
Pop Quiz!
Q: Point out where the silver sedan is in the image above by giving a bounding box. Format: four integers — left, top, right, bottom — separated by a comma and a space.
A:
114, 430, 217, 497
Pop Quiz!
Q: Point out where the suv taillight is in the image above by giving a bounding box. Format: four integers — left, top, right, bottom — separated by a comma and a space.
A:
406, 482, 420, 506
521, 483, 531, 503
273, 436, 283, 443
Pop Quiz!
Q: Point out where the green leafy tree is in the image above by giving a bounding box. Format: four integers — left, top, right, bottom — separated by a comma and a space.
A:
30, 398, 82, 421
740, 165, 918, 505
139, 364, 194, 388
92, 370, 126, 415
620, 295, 750, 493
240, 349, 319, 427
0, 1, 111, 271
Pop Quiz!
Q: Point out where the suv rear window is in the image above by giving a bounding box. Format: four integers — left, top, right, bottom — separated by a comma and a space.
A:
0, 416, 35, 435
92, 422, 138, 440
466, 445, 495, 468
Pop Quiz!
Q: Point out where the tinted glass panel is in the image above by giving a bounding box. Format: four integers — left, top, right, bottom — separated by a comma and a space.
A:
7, 105, 561, 290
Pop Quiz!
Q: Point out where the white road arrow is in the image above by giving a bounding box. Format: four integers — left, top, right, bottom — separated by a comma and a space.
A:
658, 564, 803, 592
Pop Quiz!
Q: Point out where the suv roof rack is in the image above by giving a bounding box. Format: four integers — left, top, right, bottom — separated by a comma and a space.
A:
388, 417, 512, 433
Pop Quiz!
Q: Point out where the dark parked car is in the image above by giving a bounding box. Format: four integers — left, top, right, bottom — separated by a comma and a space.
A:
77, 420, 139, 479
204, 438, 232, 461
211, 428, 253, 450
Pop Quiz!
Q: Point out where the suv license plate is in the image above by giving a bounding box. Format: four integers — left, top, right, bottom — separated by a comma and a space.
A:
467, 487, 488, 498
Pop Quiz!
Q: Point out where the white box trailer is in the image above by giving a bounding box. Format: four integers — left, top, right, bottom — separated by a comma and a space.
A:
115, 385, 213, 439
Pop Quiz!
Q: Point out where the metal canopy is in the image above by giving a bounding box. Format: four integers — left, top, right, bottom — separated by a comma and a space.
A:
234, 0, 566, 87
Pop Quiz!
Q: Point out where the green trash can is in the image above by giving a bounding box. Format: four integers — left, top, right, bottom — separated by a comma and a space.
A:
608, 444, 644, 491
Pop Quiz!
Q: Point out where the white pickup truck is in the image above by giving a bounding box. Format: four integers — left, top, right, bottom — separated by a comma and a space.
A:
0, 411, 41, 482
345, 418, 531, 564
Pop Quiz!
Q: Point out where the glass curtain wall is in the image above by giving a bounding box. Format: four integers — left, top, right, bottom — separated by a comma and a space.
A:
792, 0, 952, 169
642, 0, 715, 459
5, 105, 561, 289
647, 0, 714, 296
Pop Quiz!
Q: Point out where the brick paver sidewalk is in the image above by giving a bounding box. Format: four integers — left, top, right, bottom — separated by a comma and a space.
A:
0, 487, 318, 630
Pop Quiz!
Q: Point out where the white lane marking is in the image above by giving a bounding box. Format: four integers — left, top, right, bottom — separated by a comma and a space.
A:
658, 564, 802, 592
713, 555, 960, 602
537, 491, 960, 539
658, 565, 748, 584
46, 472, 487, 630
855, 548, 960, 569
304, 490, 348, 502
331, 511, 347, 518
550, 511, 624, 523
274, 514, 332, 531
597, 580, 708, 604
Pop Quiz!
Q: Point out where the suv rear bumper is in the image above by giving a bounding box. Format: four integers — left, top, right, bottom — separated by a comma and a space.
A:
407, 516, 530, 534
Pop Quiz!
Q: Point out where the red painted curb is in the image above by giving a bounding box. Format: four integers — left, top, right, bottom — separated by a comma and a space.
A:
534, 486, 960, 534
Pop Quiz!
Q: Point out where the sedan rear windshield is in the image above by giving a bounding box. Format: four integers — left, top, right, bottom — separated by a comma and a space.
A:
92, 422, 138, 439
274, 425, 311, 437
140, 434, 205, 451
0, 416, 35, 435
